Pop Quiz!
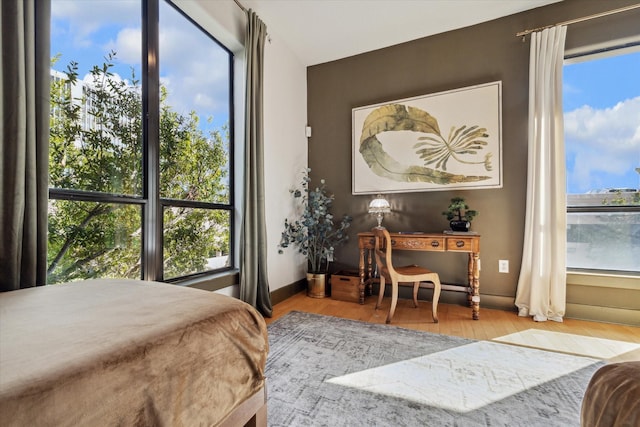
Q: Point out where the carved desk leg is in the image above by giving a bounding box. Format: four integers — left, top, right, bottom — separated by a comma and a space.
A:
470, 252, 480, 320
366, 248, 373, 297
359, 248, 366, 305
467, 254, 473, 308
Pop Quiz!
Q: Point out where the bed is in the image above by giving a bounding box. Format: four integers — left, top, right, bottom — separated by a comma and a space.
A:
0, 279, 268, 426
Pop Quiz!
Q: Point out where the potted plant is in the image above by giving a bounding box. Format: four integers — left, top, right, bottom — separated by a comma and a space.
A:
279, 169, 352, 298
443, 197, 478, 232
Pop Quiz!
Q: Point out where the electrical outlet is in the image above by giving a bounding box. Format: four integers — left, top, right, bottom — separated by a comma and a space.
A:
498, 260, 509, 273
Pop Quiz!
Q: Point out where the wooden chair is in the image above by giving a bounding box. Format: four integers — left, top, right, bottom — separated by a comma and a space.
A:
373, 227, 441, 324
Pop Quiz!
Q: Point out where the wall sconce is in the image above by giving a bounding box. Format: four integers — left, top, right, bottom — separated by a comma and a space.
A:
368, 194, 391, 228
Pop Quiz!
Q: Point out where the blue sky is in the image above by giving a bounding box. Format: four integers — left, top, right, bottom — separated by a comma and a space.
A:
50, 0, 230, 134
563, 49, 640, 194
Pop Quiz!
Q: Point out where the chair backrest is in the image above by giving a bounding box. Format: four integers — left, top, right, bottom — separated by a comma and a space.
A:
372, 227, 396, 278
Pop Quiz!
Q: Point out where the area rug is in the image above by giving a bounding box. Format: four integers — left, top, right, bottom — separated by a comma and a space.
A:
266, 311, 604, 427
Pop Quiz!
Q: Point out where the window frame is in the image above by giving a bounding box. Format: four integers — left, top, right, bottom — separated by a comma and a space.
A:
564, 44, 640, 276
47, 0, 236, 284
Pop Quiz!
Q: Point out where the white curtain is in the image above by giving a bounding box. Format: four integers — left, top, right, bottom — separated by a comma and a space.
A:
515, 25, 567, 322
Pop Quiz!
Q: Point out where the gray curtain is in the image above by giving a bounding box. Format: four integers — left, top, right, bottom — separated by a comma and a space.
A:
0, 0, 50, 291
239, 10, 273, 317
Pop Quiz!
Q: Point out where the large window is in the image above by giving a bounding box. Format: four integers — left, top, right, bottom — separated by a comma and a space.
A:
48, 0, 234, 283
564, 48, 640, 273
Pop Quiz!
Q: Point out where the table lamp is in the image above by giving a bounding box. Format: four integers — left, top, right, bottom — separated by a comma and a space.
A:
368, 194, 391, 228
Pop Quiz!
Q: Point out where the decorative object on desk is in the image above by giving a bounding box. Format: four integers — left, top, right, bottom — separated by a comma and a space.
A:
352, 81, 502, 195
278, 169, 353, 298
368, 194, 391, 227
443, 197, 478, 232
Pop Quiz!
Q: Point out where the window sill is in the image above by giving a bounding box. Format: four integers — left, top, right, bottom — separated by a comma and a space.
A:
173, 269, 240, 292
567, 271, 639, 290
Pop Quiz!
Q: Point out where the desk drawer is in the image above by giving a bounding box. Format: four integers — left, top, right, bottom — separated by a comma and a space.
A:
446, 237, 475, 252
391, 237, 445, 251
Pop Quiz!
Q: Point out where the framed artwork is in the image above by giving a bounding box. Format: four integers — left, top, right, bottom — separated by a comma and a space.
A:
352, 81, 502, 195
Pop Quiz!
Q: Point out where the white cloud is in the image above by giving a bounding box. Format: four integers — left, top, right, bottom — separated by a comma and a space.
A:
157, 7, 230, 123
108, 28, 141, 67
565, 97, 640, 192
52, 0, 139, 48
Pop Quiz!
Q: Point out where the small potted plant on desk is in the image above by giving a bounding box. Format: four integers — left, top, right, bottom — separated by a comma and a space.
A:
443, 197, 478, 232
278, 169, 352, 298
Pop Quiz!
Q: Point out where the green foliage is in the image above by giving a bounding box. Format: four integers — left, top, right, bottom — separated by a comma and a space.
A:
48, 52, 230, 283
47, 201, 142, 283
442, 197, 478, 222
602, 190, 640, 206
159, 87, 229, 203
50, 52, 142, 195
279, 170, 352, 273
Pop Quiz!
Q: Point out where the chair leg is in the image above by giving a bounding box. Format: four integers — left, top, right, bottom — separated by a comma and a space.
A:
376, 277, 386, 310
386, 280, 398, 324
431, 276, 441, 323
412, 282, 419, 307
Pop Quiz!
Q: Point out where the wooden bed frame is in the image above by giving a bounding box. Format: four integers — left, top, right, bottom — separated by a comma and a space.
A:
219, 386, 267, 427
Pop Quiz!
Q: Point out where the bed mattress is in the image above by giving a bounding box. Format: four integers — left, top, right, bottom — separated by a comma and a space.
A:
0, 279, 268, 426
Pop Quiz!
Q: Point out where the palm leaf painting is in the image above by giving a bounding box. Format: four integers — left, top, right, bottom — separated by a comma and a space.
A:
358, 103, 492, 184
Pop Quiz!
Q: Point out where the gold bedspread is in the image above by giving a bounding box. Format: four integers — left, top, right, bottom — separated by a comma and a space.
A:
0, 279, 268, 426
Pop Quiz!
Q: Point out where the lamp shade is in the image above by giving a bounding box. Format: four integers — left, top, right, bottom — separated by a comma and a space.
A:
368, 194, 391, 214
368, 194, 391, 227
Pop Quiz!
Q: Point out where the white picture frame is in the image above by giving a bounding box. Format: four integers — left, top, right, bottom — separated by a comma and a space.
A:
352, 81, 503, 194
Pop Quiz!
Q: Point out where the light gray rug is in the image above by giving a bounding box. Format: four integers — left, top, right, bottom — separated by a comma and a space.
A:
266, 311, 604, 427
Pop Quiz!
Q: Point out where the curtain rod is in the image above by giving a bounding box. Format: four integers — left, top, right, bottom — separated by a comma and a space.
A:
233, 0, 272, 43
233, 0, 247, 13
516, 3, 640, 38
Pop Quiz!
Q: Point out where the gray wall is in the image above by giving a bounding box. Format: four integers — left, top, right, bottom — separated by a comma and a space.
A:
306, 0, 640, 315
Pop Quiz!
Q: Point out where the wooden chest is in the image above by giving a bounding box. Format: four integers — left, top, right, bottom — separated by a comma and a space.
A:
331, 270, 361, 303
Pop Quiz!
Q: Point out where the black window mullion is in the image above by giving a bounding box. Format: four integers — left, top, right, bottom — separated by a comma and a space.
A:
142, 0, 162, 281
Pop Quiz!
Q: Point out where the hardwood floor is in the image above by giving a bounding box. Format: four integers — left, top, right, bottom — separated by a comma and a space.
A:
266, 291, 640, 362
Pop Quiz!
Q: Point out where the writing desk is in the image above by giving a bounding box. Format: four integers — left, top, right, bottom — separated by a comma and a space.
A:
357, 231, 481, 320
